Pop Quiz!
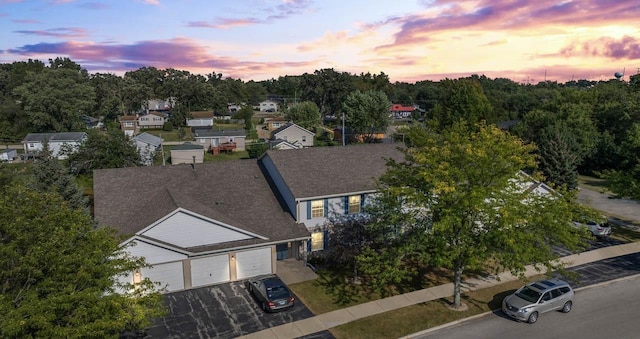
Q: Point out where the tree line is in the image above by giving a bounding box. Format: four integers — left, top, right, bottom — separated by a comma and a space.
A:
1, 57, 639, 197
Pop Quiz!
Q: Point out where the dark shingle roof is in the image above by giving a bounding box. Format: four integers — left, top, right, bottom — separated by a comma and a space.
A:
22, 132, 87, 143
260, 143, 404, 199
93, 160, 309, 252
194, 129, 246, 138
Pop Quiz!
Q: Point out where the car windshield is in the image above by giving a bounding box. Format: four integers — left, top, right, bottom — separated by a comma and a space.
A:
515, 286, 541, 303
266, 285, 290, 299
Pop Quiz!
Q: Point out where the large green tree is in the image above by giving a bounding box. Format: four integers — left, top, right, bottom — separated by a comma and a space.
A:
342, 90, 392, 142
66, 129, 142, 176
374, 122, 588, 308
0, 184, 164, 338
430, 78, 494, 129
284, 101, 321, 130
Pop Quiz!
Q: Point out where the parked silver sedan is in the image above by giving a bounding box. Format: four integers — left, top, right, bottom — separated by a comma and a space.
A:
248, 275, 295, 313
502, 278, 574, 324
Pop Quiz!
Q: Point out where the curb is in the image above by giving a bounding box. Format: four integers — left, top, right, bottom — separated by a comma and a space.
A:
400, 272, 640, 339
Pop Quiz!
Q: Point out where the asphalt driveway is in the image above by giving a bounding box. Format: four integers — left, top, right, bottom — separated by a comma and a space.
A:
145, 280, 333, 338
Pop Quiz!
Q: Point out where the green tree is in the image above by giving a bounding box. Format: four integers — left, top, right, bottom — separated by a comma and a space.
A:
284, 101, 321, 130
237, 106, 255, 131
13, 61, 96, 132
375, 122, 588, 308
0, 184, 165, 338
67, 129, 142, 176
537, 124, 581, 190
430, 78, 494, 129
342, 90, 392, 142
30, 140, 88, 213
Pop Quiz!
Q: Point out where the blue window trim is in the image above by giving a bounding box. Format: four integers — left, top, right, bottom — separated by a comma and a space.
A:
306, 201, 311, 219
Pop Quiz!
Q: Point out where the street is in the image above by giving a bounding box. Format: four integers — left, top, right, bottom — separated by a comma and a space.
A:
419, 274, 640, 339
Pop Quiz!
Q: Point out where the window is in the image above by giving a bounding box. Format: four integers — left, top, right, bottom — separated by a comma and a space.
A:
302, 135, 307, 142
311, 231, 324, 251
348, 195, 361, 214
541, 292, 551, 302
559, 286, 570, 295
311, 200, 324, 218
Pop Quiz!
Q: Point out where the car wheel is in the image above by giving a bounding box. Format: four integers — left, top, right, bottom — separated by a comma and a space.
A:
561, 301, 572, 313
527, 311, 538, 324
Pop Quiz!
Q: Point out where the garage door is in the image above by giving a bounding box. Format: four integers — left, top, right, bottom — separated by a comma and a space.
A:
142, 261, 184, 292
191, 255, 230, 287
235, 247, 272, 279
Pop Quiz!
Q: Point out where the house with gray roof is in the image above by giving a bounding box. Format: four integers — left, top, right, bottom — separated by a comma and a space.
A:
193, 129, 246, 151
258, 143, 405, 251
22, 132, 87, 160
132, 132, 163, 166
271, 122, 315, 148
93, 160, 310, 293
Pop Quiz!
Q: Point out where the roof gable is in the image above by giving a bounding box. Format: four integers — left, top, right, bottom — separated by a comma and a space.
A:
139, 208, 264, 248
133, 132, 163, 146
272, 123, 315, 137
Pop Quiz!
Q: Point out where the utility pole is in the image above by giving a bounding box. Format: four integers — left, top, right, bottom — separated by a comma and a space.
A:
342, 112, 345, 146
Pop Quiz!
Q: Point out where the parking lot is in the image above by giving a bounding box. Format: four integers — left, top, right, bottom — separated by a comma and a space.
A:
145, 280, 333, 338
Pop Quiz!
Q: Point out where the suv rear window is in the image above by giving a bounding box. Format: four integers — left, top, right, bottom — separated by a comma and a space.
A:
559, 286, 571, 294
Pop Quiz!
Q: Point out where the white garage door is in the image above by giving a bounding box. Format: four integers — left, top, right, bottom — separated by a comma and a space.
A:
142, 261, 184, 292
191, 255, 230, 287
236, 247, 272, 279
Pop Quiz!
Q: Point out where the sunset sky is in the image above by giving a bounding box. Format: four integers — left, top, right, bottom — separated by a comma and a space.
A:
1, 0, 639, 84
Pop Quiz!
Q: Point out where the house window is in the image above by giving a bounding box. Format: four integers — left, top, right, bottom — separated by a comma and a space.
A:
311, 232, 324, 251
124, 122, 133, 127
311, 200, 324, 218
302, 135, 307, 142
348, 195, 361, 214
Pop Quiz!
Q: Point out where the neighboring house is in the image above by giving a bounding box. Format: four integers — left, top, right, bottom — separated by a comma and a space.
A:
258, 143, 404, 251
271, 123, 315, 148
186, 111, 215, 127
132, 132, 163, 166
390, 104, 415, 119
81, 115, 104, 129
266, 117, 287, 131
138, 112, 167, 129
22, 132, 87, 160
93, 160, 310, 293
0, 149, 17, 163
170, 143, 204, 165
193, 129, 246, 152
120, 115, 139, 136
333, 127, 386, 143
227, 103, 245, 113
147, 98, 173, 112
259, 100, 278, 112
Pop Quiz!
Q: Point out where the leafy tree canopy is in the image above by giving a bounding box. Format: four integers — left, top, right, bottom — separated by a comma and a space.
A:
0, 184, 164, 338
285, 101, 321, 130
66, 128, 142, 176
342, 90, 392, 142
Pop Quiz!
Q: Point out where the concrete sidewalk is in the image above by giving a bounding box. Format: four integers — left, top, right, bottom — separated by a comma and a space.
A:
236, 242, 640, 339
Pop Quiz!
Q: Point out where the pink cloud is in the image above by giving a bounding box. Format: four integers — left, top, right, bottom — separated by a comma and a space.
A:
560, 35, 640, 59
187, 0, 313, 29
12, 19, 40, 24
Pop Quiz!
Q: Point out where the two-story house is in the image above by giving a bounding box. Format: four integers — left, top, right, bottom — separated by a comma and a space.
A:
259, 100, 278, 112
120, 115, 139, 137
22, 132, 87, 160
138, 112, 167, 129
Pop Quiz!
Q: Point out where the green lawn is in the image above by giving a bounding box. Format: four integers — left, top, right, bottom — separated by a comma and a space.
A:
289, 271, 545, 338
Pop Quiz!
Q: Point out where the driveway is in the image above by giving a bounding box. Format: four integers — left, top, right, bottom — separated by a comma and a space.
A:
577, 187, 640, 224
145, 281, 334, 339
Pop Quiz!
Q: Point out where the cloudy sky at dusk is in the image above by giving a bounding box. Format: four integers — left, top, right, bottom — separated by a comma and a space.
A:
1, 0, 639, 83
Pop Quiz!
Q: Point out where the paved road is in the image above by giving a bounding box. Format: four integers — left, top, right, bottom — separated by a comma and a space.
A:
577, 187, 640, 224
417, 273, 640, 339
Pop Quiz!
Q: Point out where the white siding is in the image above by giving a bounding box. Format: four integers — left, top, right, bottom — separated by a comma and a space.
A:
141, 211, 253, 248
236, 248, 272, 279
190, 255, 230, 287
126, 240, 187, 265
142, 261, 184, 292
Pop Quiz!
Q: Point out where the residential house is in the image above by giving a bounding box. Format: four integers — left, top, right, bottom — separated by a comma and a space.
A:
227, 103, 245, 114
147, 98, 173, 113
138, 112, 167, 129
22, 132, 87, 160
0, 149, 17, 163
93, 160, 310, 292
81, 115, 104, 129
170, 143, 204, 165
390, 104, 416, 119
120, 115, 139, 136
259, 143, 404, 251
132, 132, 163, 166
270, 123, 315, 148
193, 129, 246, 152
186, 111, 215, 127
259, 100, 278, 112
333, 127, 386, 144
266, 117, 287, 131
268, 139, 300, 150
